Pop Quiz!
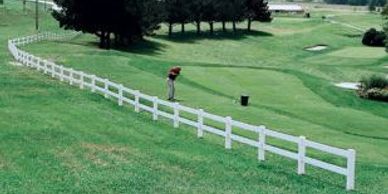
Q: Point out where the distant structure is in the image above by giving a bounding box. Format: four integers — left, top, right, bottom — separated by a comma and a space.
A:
268, 4, 306, 15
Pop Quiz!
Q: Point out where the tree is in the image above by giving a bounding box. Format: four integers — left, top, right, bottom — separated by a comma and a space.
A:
229, 0, 245, 33
369, 0, 377, 12
187, 0, 205, 34
52, 0, 163, 49
163, 0, 190, 35
383, 5, 388, 51
245, 0, 272, 32
362, 28, 386, 46
202, 0, 218, 34
217, 0, 235, 32
0, 0, 3, 5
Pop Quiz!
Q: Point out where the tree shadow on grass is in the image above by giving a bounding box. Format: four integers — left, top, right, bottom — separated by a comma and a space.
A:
113, 39, 167, 56
62, 38, 167, 56
154, 29, 273, 44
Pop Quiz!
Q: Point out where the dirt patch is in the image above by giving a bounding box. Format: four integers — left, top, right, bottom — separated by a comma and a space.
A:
57, 148, 85, 172
9, 61, 23, 67
81, 143, 133, 166
304, 44, 328, 51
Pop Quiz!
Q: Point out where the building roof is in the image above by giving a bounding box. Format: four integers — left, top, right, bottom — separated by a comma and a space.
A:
268, 4, 305, 12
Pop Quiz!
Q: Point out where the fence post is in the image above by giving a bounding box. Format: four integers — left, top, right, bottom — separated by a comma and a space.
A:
134, 90, 140, 112
298, 136, 306, 175
346, 149, 356, 190
43, 60, 48, 74
153, 97, 159, 120
104, 79, 109, 98
69, 68, 74, 85
197, 109, 204, 138
80, 72, 84, 89
24, 54, 29, 66
225, 116, 232, 149
36, 58, 41, 71
173, 103, 180, 128
118, 84, 124, 106
91, 75, 96, 93
51, 64, 56, 78
60, 66, 64, 82
258, 126, 266, 161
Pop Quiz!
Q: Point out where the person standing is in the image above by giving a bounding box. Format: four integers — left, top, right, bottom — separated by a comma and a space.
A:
167, 66, 181, 101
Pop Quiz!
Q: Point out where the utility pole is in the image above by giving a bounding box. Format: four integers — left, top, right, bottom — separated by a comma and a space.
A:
35, 0, 39, 31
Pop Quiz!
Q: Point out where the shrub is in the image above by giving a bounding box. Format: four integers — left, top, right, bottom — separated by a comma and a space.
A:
362, 28, 387, 47
360, 75, 388, 90
358, 75, 388, 102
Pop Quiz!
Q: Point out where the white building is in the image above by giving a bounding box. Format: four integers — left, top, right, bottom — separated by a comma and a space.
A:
268, 4, 306, 14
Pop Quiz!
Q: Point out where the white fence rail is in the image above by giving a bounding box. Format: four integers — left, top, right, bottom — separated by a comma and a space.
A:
8, 32, 356, 190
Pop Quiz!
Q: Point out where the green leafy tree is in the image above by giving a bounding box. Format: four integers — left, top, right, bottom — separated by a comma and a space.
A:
383, 5, 388, 51
202, 0, 218, 34
53, 0, 163, 49
245, 0, 272, 32
187, 0, 205, 34
163, 0, 190, 35
217, 0, 235, 32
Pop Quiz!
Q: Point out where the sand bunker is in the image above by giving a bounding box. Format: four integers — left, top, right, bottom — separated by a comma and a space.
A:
305, 44, 328, 51
335, 82, 360, 90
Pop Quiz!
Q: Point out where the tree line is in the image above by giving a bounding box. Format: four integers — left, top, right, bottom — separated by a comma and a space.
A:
324, 0, 386, 7
384, 5, 388, 51
52, 0, 271, 49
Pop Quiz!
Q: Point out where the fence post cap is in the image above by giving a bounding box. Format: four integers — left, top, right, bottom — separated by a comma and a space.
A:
300, 136, 306, 140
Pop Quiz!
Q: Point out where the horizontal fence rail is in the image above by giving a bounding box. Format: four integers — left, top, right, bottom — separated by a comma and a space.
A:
7, 32, 356, 191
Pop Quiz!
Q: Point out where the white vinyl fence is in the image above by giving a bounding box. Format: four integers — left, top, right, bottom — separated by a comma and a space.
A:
8, 32, 356, 190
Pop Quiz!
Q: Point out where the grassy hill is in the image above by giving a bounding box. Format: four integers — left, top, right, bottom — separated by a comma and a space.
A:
1, 1, 388, 193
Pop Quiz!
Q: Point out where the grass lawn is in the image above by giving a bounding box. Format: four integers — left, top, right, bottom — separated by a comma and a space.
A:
1, 1, 388, 193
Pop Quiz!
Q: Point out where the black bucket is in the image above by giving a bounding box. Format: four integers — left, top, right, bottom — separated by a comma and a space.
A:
240, 95, 249, 106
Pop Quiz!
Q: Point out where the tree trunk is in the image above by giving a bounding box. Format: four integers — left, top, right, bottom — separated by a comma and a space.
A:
222, 21, 226, 32
248, 18, 252, 32
23, 0, 26, 12
196, 21, 201, 35
114, 33, 120, 46
106, 32, 111, 50
209, 22, 214, 35
181, 23, 185, 33
168, 23, 173, 36
99, 32, 106, 49
233, 21, 236, 33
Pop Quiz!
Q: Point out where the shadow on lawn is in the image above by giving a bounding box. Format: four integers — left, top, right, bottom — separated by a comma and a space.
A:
153, 29, 273, 43
63, 38, 167, 56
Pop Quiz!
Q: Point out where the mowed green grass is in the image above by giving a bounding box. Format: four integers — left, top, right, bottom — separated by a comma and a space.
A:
1, 1, 388, 193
